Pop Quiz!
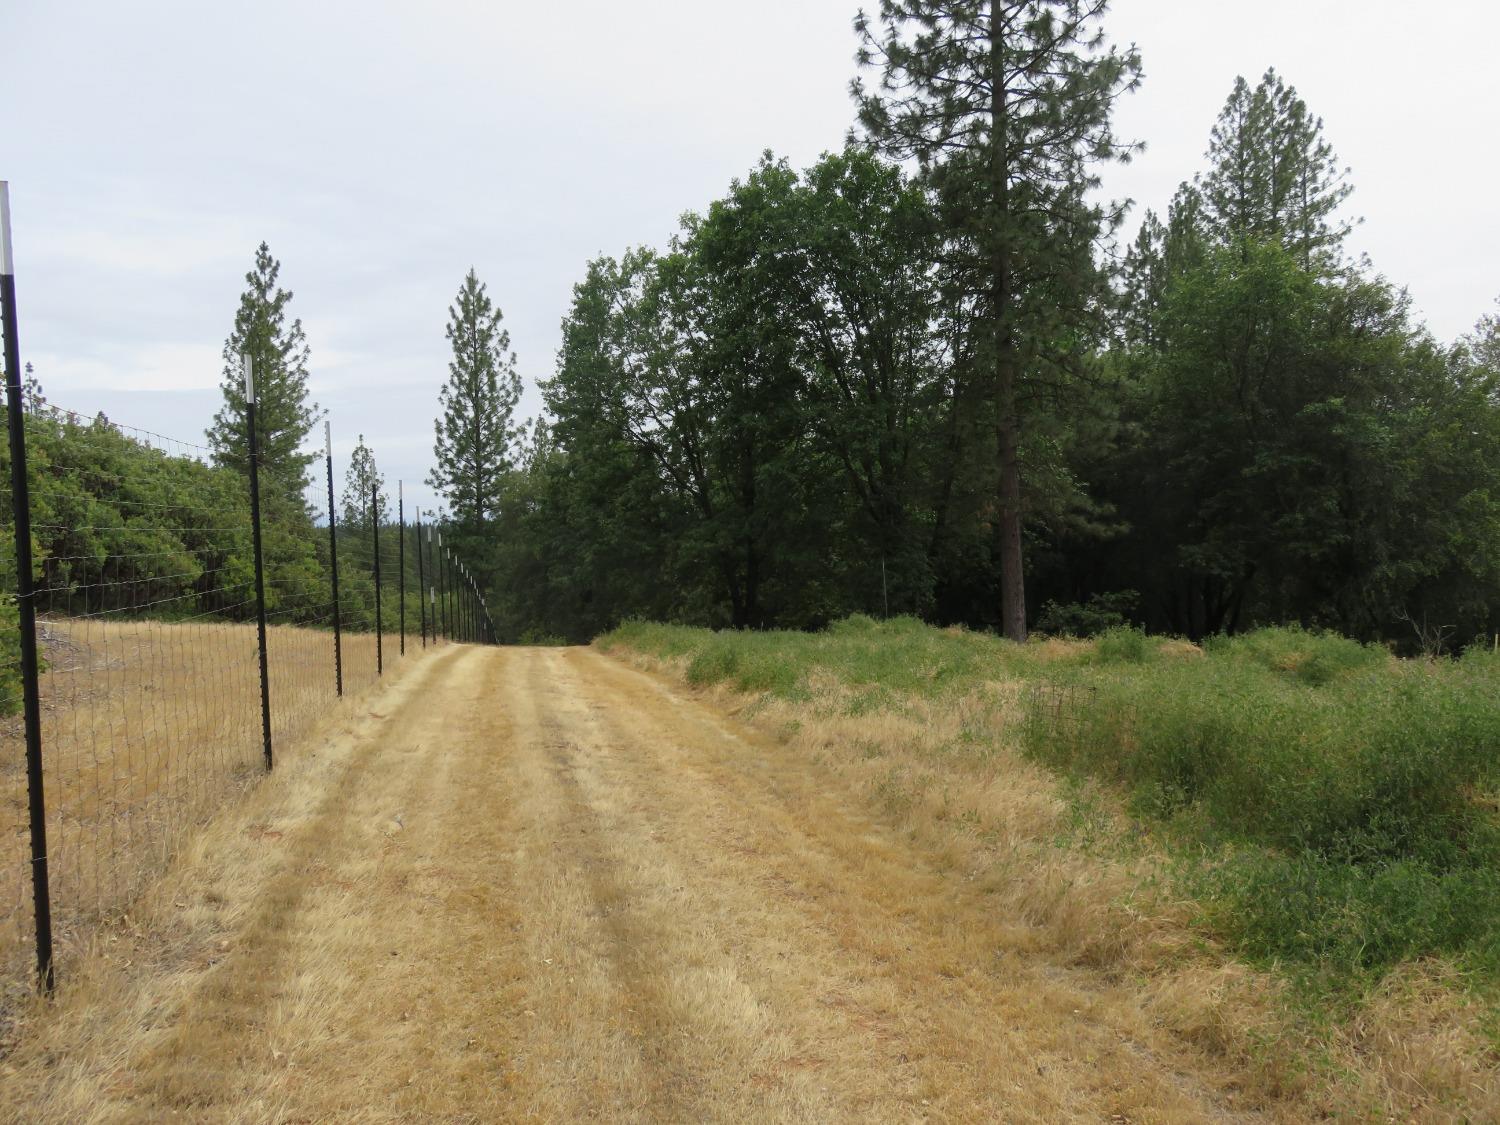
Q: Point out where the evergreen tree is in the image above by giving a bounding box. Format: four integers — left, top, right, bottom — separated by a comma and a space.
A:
428, 270, 522, 531
1118, 183, 1207, 354
1120, 211, 1167, 348
341, 434, 385, 530
1468, 298, 1500, 373
1196, 69, 1354, 264
21, 362, 47, 415
207, 242, 319, 505
853, 0, 1141, 640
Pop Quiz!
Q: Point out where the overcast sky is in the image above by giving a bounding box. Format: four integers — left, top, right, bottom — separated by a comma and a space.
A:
4, 0, 1497, 516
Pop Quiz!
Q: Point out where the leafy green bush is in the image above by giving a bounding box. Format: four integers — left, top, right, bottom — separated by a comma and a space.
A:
517, 628, 566, 646
1459, 639, 1500, 673
0, 408, 333, 626
1036, 591, 1139, 637
0, 594, 21, 717
604, 614, 1034, 702
828, 613, 880, 635
685, 643, 742, 687
1202, 849, 1500, 977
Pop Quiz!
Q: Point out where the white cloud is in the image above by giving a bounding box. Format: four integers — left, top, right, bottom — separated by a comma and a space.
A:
30, 341, 223, 394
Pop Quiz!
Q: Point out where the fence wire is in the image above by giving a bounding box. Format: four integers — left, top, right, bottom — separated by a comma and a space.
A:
0, 392, 464, 997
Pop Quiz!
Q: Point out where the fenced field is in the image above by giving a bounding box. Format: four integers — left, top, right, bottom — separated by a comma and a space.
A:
0, 618, 395, 996
0, 389, 490, 999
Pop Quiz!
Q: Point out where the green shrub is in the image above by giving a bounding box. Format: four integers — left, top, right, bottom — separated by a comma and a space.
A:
517, 628, 566, 646
685, 643, 741, 687
1026, 631, 1500, 981
828, 613, 879, 635
1036, 591, 1139, 637
1459, 639, 1500, 673
0, 594, 21, 716
1203, 850, 1500, 977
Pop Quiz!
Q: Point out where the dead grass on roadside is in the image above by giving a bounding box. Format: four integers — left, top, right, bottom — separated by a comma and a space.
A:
0, 616, 409, 1000
0, 643, 443, 1123
610, 644, 1500, 1123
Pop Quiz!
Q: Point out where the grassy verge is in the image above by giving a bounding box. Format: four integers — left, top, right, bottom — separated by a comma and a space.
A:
1035, 628, 1500, 994
600, 615, 1500, 1116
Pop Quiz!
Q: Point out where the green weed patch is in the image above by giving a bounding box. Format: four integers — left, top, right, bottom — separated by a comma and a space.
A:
603, 616, 1500, 995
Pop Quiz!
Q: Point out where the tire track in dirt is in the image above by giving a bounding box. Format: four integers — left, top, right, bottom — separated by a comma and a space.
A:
115, 643, 478, 1119
496, 648, 862, 1121
537, 647, 1265, 1124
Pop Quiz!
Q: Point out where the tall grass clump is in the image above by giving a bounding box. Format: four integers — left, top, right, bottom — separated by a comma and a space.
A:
1205, 625, 1388, 685
602, 614, 1044, 703
1090, 625, 1156, 665
1026, 632, 1500, 981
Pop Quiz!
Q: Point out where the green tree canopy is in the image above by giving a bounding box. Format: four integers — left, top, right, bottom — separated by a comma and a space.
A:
853, 0, 1141, 639
341, 434, 385, 530
1196, 68, 1354, 264
207, 242, 319, 507
428, 270, 522, 531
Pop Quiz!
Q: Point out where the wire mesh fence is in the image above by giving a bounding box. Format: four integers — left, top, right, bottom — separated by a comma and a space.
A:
0, 387, 489, 1001
1021, 681, 1138, 770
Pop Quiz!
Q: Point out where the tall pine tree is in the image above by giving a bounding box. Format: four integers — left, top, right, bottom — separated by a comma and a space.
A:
853, 0, 1140, 640
428, 270, 522, 532
207, 242, 319, 506
1197, 69, 1353, 265
1466, 298, 1500, 373
341, 434, 386, 530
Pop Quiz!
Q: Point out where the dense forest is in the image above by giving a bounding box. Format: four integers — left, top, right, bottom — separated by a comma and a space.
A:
462, 9, 1500, 651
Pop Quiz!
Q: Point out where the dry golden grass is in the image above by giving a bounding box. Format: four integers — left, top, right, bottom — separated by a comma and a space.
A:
0, 616, 431, 999
612, 642, 1500, 1122
0, 645, 1255, 1121
2, 640, 1494, 1121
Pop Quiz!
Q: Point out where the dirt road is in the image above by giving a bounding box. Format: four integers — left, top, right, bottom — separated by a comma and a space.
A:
7, 646, 1260, 1123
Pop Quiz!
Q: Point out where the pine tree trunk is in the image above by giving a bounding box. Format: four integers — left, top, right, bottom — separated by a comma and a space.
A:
996, 363, 1026, 641
991, 0, 1027, 642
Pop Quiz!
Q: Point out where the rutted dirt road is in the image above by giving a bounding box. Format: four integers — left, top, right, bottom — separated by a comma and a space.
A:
4, 646, 1262, 1123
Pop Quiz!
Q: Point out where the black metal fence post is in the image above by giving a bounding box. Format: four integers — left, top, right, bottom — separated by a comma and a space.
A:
2, 182, 55, 993
428, 525, 438, 643
325, 420, 342, 697
397, 482, 405, 656
436, 533, 447, 641
415, 507, 427, 648
243, 355, 273, 772
372, 484, 383, 676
